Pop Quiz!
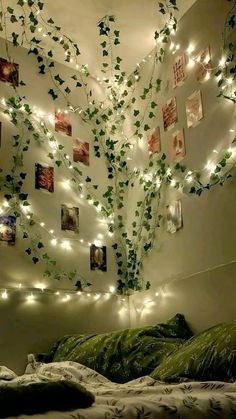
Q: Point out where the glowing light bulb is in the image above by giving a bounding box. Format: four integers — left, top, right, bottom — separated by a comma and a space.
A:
61, 240, 71, 250
186, 44, 194, 54
63, 180, 70, 189
219, 57, 226, 67
62, 294, 71, 302
40, 222, 45, 227
26, 293, 35, 303
109, 286, 115, 293
205, 162, 216, 173
227, 78, 233, 85
79, 239, 84, 243
35, 282, 46, 291
51, 238, 57, 246
1, 290, 8, 300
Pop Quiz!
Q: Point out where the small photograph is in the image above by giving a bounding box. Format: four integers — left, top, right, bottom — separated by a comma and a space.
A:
172, 53, 186, 88
147, 127, 161, 155
73, 139, 89, 166
61, 204, 79, 233
162, 97, 177, 131
185, 90, 203, 128
55, 110, 72, 137
195, 46, 212, 82
90, 244, 107, 272
0, 58, 19, 86
35, 163, 54, 193
170, 129, 186, 161
166, 200, 182, 234
0, 215, 16, 245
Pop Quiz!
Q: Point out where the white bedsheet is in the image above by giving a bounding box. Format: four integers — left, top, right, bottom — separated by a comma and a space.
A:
3, 361, 236, 418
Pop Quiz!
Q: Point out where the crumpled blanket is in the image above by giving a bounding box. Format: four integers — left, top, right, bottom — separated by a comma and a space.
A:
2, 361, 236, 418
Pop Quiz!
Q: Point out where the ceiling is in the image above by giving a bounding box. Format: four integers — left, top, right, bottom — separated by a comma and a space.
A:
2, 0, 197, 74
45, 0, 197, 73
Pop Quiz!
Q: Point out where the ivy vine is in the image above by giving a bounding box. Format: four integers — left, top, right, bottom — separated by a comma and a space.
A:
0, 0, 235, 295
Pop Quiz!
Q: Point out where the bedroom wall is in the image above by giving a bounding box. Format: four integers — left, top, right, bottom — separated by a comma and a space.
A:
129, 0, 236, 332
0, 37, 129, 373
0, 293, 129, 374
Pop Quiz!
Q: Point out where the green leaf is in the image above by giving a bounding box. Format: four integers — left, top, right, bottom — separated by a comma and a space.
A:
48, 89, 58, 100
7, 6, 14, 14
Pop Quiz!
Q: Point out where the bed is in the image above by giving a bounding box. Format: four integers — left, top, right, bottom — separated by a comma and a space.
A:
1, 360, 236, 419
2, 314, 236, 418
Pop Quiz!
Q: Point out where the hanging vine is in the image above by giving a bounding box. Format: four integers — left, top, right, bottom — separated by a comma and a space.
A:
0, 0, 235, 295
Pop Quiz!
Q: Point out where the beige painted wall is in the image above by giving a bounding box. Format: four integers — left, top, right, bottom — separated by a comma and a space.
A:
129, 0, 236, 332
0, 293, 129, 374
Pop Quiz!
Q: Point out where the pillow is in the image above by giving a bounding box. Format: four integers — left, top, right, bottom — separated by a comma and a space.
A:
0, 380, 94, 417
49, 313, 192, 383
151, 319, 236, 382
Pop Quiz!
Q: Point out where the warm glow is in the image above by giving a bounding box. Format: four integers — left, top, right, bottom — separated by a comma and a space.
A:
1, 290, 8, 300
35, 282, 46, 291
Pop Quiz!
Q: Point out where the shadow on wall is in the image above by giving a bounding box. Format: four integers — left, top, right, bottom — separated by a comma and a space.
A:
130, 260, 236, 333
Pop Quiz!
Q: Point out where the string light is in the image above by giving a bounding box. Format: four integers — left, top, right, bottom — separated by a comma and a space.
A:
1, 290, 8, 300
26, 293, 35, 303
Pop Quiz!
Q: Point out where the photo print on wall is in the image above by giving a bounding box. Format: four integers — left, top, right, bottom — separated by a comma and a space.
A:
73, 139, 89, 166
55, 109, 72, 137
170, 129, 186, 161
195, 46, 212, 82
0, 57, 19, 86
61, 204, 79, 233
90, 244, 107, 272
147, 127, 161, 156
162, 97, 177, 131
35, 163, 54, 193
172, 53, 186, 88
166, 200, 182, 234
185, 90, 203, 128
0, 215, 16, 245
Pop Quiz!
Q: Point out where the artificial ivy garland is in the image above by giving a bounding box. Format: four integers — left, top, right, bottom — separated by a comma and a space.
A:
0, 0, 235, 294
